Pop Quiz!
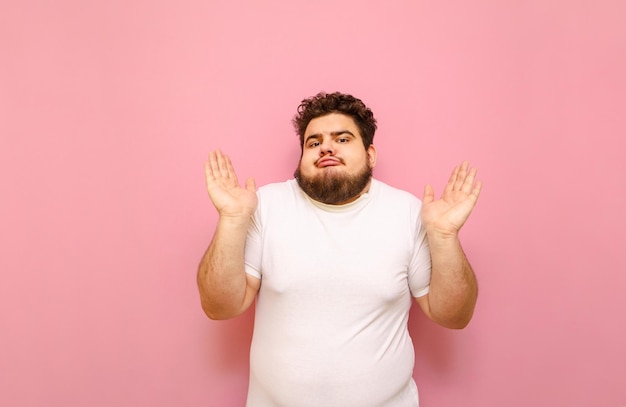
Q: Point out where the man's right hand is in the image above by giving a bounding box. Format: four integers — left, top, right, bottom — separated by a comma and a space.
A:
204, 150, 257, 218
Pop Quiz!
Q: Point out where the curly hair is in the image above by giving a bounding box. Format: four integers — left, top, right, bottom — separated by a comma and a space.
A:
292, 92, 377, 150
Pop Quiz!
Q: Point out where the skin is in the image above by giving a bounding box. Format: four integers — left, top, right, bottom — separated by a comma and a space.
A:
198, 113, 481, 328
416, 161, 481, 328
296, 113, 376, 204
197, 150, 260, 320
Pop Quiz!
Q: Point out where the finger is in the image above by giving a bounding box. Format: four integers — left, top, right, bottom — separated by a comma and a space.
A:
470, 180, 482, 201
204, 160, 213, 181
423, 184, 435, 204
205, 151, 219, 182
212, 149, 238, 186
453, 161, 469, 191
223, 154, 239, 184
461, 166, 478, 195
204, 160, 221, 196
208, 150, 222, 178
215, 150, 231, 180
444, 165, 460, 194
245, 177, 257, 192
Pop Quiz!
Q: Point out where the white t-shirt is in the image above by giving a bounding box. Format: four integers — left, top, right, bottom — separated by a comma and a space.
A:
244, 178, 431, 407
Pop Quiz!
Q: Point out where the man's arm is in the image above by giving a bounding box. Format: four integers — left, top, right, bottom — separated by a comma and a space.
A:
197, 150, 260, 320
416, 161, 482, 329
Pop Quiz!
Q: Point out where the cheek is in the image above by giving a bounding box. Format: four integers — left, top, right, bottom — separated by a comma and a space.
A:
297, 156, 312, 173
301, 150, 317, 164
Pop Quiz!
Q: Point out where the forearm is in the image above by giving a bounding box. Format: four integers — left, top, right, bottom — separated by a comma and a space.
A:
197, 216, 251, 319
426, 232, 478, 329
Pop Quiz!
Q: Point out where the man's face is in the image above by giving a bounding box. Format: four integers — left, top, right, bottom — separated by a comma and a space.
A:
294, 113, 377, 205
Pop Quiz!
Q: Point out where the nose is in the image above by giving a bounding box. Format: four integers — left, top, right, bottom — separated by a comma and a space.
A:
319, 138, 333, 155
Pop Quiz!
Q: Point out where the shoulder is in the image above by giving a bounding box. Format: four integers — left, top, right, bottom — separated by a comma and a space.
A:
371, 179, 422, 208
258, 179, 298, 196
370, 179, 425, 230
256, 179, 304, 205
253, 180, 308, 224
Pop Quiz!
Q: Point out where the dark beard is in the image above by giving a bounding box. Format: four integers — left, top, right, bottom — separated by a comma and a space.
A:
294, 162, 373, 205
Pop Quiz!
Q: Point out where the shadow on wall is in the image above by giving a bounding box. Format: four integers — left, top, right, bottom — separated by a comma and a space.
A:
409, 305, 456, 372
206, 305, 255, 373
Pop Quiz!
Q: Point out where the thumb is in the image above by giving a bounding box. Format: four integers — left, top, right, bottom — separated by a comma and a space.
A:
245, 177, 257, 192
423, 184, 435, 204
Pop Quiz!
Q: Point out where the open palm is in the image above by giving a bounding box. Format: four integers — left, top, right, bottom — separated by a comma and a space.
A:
204, 150, 258, 218
421, 161, 482, 237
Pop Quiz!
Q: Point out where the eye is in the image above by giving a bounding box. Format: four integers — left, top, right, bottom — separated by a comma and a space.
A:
308, 141, 320, 148
337, 137, 349, 143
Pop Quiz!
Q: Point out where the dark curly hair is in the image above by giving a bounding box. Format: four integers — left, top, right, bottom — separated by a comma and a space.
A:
292, 92, 377, 150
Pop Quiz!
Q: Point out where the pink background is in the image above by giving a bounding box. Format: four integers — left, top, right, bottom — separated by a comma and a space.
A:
1, 1, 625, 406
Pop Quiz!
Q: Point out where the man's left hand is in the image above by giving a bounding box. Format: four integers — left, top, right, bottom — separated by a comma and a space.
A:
421, 161, 482, 238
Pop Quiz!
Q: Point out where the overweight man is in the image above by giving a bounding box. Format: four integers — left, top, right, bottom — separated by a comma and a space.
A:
198, 92, 481, 407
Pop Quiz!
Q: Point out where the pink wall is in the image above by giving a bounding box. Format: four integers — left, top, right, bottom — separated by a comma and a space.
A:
1, 1, 625, 406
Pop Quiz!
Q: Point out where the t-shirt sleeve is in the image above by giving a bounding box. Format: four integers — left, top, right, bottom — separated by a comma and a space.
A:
408, 202, 431, 298
244, 203, 263, 279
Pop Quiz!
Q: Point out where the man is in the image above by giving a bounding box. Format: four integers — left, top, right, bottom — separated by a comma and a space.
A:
198, 92, 481, 406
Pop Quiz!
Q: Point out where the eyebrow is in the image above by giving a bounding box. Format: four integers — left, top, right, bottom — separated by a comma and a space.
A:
304, 130, 356, 144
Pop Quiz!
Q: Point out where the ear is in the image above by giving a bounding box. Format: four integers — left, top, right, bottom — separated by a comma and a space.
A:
366, 144, 377, 168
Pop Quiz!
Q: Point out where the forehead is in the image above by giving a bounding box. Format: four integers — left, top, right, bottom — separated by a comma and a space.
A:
304, 113, 361, 137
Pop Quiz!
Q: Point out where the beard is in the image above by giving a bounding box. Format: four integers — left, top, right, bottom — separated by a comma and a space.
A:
294, 160, 373, 205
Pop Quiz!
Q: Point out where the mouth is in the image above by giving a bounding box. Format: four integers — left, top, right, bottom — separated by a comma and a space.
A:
316, 157, 343, 168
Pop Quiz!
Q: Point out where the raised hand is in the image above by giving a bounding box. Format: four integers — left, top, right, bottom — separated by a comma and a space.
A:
421, 161, 482, 237
204, 150, 258, 218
